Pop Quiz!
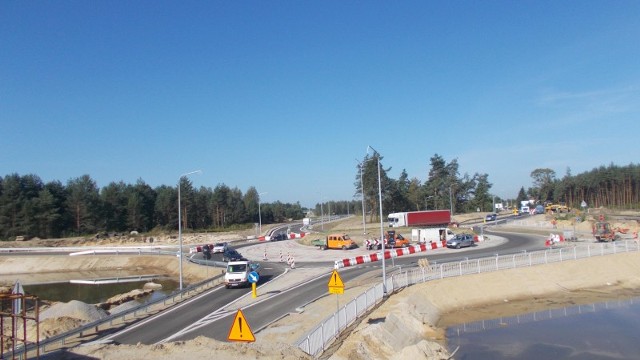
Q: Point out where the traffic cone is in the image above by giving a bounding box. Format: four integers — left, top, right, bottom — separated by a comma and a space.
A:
290, 255, 295, 269
279, 250, 283, 262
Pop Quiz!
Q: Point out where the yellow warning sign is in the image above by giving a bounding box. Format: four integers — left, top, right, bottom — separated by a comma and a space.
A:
328, 270, 345, 294
227, 309, 255, 342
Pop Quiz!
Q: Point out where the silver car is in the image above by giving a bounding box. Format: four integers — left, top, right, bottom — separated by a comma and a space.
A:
446, 234, 475, 249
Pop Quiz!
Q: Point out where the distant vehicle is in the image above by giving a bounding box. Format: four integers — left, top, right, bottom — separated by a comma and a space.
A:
313, 233, 357, 250
202, 244, 212, 260
592, 221, 620, 242
545, 203, 570, 213
520, 206, 530, 215
411, 227, 456, 243
212, 242, 228, 253
446, 234, 475, 249
270, 233, 287, 241
379, 230, 410, 249
535, 205, 545, 214
223, 248, 246, 262
485, 213, 497, 222
224, 260, 260, 288
387, 210, 451, 228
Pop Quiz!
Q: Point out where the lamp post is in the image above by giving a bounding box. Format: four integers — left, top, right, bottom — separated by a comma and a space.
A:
356, 159, 367, 234
258, 192, 267, 236
449, 185, 454, 215
178, 169, 202, 291
492, 196, 496, 214
320, 199, 324, 231
367, 145, 386, 294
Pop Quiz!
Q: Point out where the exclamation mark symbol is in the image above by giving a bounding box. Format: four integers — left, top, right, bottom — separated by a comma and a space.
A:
238, 317, 243, 338
333, 273, 337, 286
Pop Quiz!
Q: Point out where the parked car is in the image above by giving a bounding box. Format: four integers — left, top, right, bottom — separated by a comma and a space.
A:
485, 213, 497, 221
212, 242, 228, 253
223, 249, 247, 262
446, 234, 475, 249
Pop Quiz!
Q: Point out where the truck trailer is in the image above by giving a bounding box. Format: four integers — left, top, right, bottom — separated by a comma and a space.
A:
388, 210, 451, 228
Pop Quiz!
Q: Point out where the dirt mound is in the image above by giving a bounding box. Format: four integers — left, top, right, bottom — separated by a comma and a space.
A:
40, 300, 109, 322
66, 336, 311, 360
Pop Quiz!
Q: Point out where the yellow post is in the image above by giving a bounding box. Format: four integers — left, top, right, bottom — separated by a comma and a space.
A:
252, 282, 257, 298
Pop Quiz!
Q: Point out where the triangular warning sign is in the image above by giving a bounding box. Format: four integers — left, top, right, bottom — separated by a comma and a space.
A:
227, 309, 255, 342
328, 270, 344, 288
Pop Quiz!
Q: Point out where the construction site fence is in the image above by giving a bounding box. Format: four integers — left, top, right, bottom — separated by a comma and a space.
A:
296, 239, 640, 358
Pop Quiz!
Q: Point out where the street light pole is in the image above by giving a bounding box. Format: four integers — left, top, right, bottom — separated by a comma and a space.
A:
320, 200, 324, 231
367, 145, 386, 294
356, 159, 366, 234
178, 170, 202, 291
449, 185, 454, 216
258, 192, 267, 236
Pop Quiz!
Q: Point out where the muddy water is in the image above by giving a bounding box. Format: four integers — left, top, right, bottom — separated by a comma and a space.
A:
446, 297, 640, 359
24, 278, 180, 304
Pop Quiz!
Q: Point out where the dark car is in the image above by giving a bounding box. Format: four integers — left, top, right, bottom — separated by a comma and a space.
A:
485, 213, 497, 222
446, 234, 475, 249
223, 249, 247, 262
270, 233, 287, 241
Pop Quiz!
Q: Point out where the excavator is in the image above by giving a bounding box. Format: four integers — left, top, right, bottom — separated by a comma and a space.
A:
592, 218, 628, 242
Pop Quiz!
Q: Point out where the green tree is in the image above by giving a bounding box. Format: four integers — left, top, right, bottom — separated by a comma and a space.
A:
154, 185, 176, 230
66, 175, 100, 235
471, 174, 492, 212
530, 168, 557, 203
359, 153, 391, 223
100, 181, 129, 232
127, 179, 156, 232
516, 187, 528, 207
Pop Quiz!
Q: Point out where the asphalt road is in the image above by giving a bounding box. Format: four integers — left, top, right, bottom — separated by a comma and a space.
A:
105, 226, 545, 345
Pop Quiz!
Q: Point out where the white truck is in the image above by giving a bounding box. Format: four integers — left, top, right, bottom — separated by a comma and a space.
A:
411, 227, 456, 244
224, 260, 260, 289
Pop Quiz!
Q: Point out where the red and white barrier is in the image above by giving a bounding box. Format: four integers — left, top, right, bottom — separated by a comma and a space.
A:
334, 242, 445, 269
335, 235, 484, 269
258, 232, 306, 241
545, 233, 565, 247
189, 244, 214, 254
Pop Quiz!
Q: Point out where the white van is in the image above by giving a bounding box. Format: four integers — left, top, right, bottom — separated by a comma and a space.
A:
224, 260, 260, 288
520, 206, 530, 215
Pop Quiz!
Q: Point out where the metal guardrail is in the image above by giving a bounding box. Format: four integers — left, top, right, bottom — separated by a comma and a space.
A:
0, 245, 177, 254
10, 270, 224, 359
296, 283, 385, 357
296, 240, 640, 358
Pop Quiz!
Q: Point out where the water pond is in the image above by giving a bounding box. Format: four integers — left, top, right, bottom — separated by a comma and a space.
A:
447, 297, 640, 359
24, 278, 180, 304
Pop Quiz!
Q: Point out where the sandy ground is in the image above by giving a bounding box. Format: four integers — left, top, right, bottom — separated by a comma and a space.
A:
1, 211, 639, 359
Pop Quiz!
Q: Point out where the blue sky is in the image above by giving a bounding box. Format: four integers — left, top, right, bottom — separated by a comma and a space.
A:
2, 1, 639, 208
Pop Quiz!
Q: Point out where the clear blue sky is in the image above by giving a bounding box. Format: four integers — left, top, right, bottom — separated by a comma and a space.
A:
2, 1, 639, 208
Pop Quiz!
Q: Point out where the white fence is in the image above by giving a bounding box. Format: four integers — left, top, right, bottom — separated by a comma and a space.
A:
296, 240, 640, 358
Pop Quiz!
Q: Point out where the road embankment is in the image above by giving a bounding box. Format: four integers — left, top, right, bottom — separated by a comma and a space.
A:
0, 255, 217, 286
328, 251, 640, 359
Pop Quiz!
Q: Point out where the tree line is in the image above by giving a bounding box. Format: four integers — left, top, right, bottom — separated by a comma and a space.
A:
312, 155, 640, 224
516, 163, 640, 210
4, 160, 636, 240
318, 153, 496, 223
0, 173, 305, 241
